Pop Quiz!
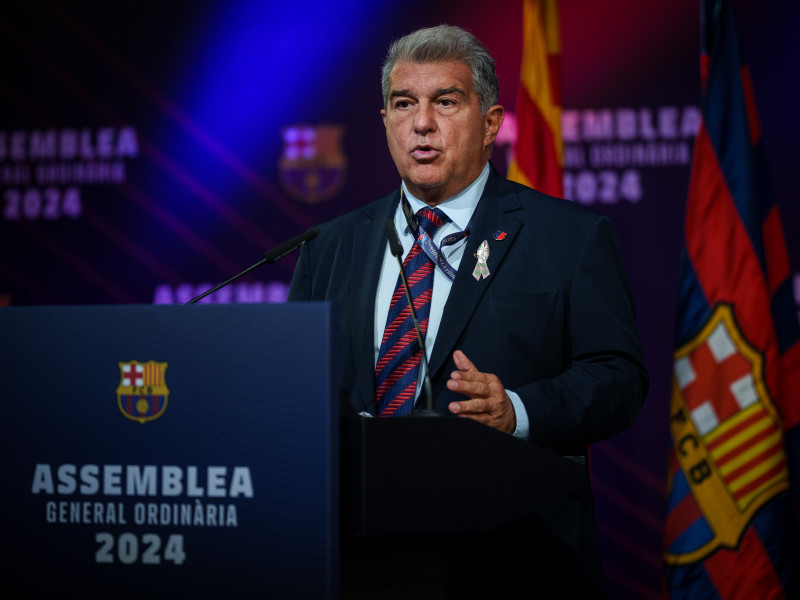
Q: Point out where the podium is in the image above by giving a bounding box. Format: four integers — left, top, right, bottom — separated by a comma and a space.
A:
1, 303, 340, 599
2, 304, 599, 599
340, 414, 599, 599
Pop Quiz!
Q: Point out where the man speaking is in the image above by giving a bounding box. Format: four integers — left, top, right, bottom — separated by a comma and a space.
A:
289, 24, 648, 597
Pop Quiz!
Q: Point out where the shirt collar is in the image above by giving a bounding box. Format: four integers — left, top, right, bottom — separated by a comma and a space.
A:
401, 162, 489, 232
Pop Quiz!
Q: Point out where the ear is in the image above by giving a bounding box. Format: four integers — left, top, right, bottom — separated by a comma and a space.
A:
380, 108, 387, 125
483, 105, 505, 147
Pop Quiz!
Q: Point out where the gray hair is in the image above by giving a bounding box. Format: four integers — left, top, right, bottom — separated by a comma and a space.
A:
381, 25, 499, 115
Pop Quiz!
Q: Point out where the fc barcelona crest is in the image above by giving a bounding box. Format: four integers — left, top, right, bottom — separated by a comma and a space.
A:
117, 360, 169, 424
665, 304, 788, 565
278, 124, 347, 204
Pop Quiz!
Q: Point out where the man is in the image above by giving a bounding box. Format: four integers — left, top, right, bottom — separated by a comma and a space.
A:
289, 24, 647, 597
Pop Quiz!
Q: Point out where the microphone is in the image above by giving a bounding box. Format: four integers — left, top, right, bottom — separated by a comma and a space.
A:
186, 228, 319, 305
385, 219, 438, 416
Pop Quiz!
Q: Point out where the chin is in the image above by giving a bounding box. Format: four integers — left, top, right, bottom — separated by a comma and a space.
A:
406, 168, 446, 190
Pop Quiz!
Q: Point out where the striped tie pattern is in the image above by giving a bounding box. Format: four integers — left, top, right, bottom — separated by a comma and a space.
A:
375, 207, 448, 416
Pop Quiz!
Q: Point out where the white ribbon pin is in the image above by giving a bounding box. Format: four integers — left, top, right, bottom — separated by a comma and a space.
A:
473, 240, 490, 280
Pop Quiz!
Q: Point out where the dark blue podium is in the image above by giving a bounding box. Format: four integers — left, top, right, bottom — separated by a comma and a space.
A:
2, 303, 591, 599
1, 303, 340, 599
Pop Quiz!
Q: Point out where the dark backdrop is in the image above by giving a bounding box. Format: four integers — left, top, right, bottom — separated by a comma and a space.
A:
2, 1, 798, 597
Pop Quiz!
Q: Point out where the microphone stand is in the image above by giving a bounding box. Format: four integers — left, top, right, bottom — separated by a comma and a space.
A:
186, 228, 319, 305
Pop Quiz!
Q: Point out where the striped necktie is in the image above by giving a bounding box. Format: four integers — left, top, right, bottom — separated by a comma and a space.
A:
375, 207, 448, 416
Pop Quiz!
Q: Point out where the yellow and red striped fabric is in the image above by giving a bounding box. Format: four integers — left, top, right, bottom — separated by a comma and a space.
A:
507, 0, 563, 197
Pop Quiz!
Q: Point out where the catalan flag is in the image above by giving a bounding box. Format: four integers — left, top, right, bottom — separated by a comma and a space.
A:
664, 1, 800, 597
507, 0, 563, 197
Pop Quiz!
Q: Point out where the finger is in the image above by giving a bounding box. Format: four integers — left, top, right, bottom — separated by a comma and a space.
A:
448, 397, 488, 415
450, 368, 485, 383
450, 352, 488, 385
447, 377, 490, 398
452, 349, 477, 373
450, 397, 516, 433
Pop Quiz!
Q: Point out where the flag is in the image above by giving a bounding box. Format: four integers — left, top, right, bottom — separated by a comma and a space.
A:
507, 0, 563, 197
664, 1, 800, 597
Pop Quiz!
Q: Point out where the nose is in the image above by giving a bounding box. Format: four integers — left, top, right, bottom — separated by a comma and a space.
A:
413, 102, 437, 135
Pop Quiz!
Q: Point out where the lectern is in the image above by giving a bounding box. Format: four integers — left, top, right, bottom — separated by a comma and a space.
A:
340, 412, 599, 598
2, 303, 340, 599
2, 303, 599, 599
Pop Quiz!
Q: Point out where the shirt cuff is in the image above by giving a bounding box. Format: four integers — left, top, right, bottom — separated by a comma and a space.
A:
507, 390, 530, 441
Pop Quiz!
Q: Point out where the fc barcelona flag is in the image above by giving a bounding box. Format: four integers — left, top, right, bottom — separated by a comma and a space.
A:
507, 0, 563, 197
664, 1, 800, 597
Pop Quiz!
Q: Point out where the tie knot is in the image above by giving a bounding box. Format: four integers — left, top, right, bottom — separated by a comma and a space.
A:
416, 207, 448, 236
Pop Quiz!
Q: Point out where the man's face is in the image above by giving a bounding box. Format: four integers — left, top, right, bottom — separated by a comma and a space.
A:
381, 60, 503, 206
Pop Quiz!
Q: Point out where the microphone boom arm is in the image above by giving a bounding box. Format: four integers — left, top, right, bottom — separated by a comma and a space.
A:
186, 228, 319, 305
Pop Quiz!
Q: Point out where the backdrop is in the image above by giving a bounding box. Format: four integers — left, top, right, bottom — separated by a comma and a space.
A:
2, 0, 798, 597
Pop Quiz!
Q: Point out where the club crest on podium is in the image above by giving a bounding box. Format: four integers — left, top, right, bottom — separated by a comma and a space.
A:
117, 360, 169, 424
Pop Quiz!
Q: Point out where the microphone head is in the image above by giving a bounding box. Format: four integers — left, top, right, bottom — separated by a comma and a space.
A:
385, 220, 404, 258
264, 227, 319, 263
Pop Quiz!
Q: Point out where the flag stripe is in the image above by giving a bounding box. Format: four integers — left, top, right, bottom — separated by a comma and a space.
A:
731, 449, 784, 494
703, 527, 785, 600
705, 404, 765, 447
664, 490, 704, 548
518, 0, 561, 147
751, 497, 800, 590
762, 205, 791, 297
738, 65, 761, 145
508, 87, 562, 195
735, 463, 787, 507
712, 421, 780, 469
508, 0, 563, 197
700, 15, 763, 264
778, 345, 800, 428
684, 125, 781, 401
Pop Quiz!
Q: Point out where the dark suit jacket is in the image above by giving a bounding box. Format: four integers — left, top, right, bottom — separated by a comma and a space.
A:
289, 167, 648, 454
289, 167, 647, 596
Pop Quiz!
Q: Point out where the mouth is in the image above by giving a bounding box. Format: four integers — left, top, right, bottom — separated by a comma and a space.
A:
410, 145, 440, 160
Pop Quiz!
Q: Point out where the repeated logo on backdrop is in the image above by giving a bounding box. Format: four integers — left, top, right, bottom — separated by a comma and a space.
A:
278, 124, 347, 204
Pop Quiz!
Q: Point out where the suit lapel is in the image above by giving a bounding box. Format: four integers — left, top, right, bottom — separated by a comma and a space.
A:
348, 190, 400, 411
428, 172, 523, 379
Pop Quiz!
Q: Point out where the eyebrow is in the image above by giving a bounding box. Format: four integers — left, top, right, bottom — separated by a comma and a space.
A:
389, 87, 468, 100
435, 87, 467, 98
389, 89, 413, 100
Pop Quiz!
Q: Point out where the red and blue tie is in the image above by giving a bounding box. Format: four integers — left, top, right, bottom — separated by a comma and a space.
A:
375, 207, 448, 416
